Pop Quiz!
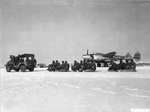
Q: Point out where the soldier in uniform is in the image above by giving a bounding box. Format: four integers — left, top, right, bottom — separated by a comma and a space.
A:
65, 61, 69, 71
55, 60, 60, 65
118, 59, 126, 70
125, 59, 130, 69
109, 60, 118, 71
74, 60, 77, 65
128, 59, 136, 71
79, 60, 83, 66
52, 60, 55, 65
10, 55, 15, 62
14, 55, 20, 65
73, 60, 80, 71
26, 57, 29, 61
33, 58, 37, 66
62, 61, 64, 64
74, 60, 80, 66
55, 60, 60, 71
79, 60, 84, 72
48, 60, 55, 71
65, 61, 68, 65
61, 61, 65, 69
83, 59, 88, 70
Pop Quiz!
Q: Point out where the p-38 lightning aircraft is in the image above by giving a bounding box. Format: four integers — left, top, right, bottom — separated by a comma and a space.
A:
82, 50, 141, 67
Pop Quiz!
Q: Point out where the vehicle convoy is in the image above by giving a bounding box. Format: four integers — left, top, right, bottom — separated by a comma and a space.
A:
47, 60, 69, 72
5, 50, 141, 73
71, 60, 96, 72
5, 54, 37, 72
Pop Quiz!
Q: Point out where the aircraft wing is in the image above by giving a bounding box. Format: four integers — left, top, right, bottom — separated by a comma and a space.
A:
103, 52, 116, 58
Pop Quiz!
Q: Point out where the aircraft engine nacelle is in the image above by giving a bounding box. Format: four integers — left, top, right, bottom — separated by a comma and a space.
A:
93, 55, 107, 60
82, 55, 93, 60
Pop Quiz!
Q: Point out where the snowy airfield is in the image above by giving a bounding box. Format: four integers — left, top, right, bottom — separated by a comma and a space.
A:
0, 66, 150, 112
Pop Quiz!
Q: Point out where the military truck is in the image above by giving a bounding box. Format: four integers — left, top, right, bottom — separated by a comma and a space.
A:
5, 54, 37, 72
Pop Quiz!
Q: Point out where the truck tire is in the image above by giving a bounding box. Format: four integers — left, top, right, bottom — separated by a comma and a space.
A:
91, 63, 96, 72
71, 66, 77, 72
6, 65, 11, 72
20, 65, 26, 72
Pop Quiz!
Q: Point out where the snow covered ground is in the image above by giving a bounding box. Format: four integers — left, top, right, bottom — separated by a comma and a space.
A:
0, 66, 150, 112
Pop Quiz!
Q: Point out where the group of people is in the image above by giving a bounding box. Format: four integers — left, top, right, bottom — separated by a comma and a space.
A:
72, 59, 96, 72
73, 60, 93, 67
108, 59, 136, 72
48, 59, 136, 72
72, 60, 82, 71
10, 55, 20, 64
9, 55, 36, 65
9, 55, 26, 65
48, 60, 69, 72
48, 59, 96, 72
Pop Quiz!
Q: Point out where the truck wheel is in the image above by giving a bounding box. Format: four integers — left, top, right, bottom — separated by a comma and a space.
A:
29, 68, 34, 71
20, 65, 26, 72
91, 63, 96, 72
6, 65, 11, 72
71, 66, 76, 72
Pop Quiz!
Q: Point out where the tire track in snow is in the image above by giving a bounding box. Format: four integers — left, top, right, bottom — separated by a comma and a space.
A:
120, 85, 139, 91
127, 93, 149, 98
62, 83, 80, 89
48, 82, 59, 86
90, 88, 116, 95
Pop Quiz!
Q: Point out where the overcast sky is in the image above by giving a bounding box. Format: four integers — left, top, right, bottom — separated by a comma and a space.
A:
1, 0, 150, 65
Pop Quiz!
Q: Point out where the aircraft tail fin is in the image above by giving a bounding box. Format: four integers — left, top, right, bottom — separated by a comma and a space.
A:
133, 51, 141, 62
87, 49, 89, 55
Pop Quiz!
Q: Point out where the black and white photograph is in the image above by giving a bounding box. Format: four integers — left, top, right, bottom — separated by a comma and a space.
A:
0, 0, 150, 112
